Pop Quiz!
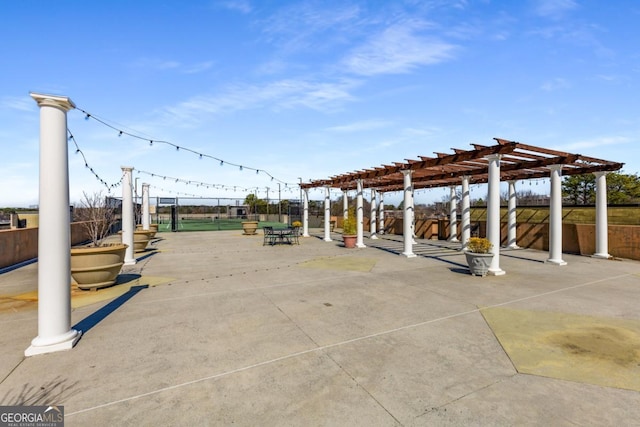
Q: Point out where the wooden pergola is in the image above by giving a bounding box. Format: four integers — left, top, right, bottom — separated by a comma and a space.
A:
298, 137, 624, 273
301, 138, 623, 191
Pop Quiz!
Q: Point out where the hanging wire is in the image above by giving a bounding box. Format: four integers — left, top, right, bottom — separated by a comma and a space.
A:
75, 106, 296, 186
68, 129, 124, 192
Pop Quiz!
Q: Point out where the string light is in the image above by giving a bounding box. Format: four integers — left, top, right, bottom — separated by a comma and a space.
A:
67, 129, 123, 192
75, 106, 293, 185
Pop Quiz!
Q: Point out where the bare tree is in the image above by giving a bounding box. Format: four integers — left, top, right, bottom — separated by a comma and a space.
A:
74, 191, 117, 247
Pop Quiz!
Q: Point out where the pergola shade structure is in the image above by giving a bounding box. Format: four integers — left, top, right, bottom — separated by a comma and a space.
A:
301, 137, 624, 270
301, 138, 623, 192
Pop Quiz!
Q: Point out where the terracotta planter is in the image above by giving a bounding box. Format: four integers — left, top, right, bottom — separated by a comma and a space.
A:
70, 243, 128, 290
242, 221, 259, 235
343, 235, 357, 249
465, 252, 494, 277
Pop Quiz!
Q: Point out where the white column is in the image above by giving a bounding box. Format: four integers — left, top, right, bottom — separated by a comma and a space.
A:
122, 167, 136, 265
507, 180, 519, 249
343, 190, 349, 221
370, 189, 378, 239
142, 183, 150, 230
356, 180, 366, 248
593, 172, 610, 259
448, 186, 459, 242
25, 93, 81, 357
410, 185, 417, 243
547, 165, 567, 265
461, 176, 471, 250
401, 171, 416, 257
323, 186, 332, 242
302, 189, 310, 237
378, 192, 385, 235
486, 154, 505, 275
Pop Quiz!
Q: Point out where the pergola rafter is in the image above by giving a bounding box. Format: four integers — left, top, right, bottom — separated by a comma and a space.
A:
301, 138, 624, 193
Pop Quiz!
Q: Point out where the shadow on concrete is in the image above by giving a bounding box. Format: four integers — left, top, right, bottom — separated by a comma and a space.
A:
135, 249, 159, 262
73, 285, 148, 335
0, 258, 37, 275
0, 375, 81, 406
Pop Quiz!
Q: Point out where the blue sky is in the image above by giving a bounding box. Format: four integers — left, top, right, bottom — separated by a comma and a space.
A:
1, 0, 639, 207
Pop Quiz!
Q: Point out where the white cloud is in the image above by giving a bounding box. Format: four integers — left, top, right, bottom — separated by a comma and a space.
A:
342, 20, 457, 76
160, 78, 361, 125
0, 96, 35, 112
261, 3, 362, 54
540, 77, 570, 91
220, 0, 252, 14
533, 0, 578, 19
325, 119, 393, 133
557, 136, 630, 151
130, 58, 213, 74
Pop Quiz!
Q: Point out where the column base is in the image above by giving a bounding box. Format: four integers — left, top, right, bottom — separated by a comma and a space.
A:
303, 233, 310, 237
356, 243, 366, 248
402, 252, 416, 258
323, 237, 332, 242
592, 253, 611, 259
448, 238, 459, 243
124, 259, 137, 266
504, 244, 520, 250
545, 259, 567, 266
488, 268, 506, 276
370, 234, 378, 239
25, 330, 81, 357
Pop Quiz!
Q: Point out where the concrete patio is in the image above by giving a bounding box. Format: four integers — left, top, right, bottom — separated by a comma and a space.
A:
1, 229, 639, 426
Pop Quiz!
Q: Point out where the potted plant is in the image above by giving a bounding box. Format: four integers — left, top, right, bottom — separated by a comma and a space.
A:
241, 220, 259, 235
71, 191, 128, 290
464, 237, 494, 277
342, 208, 357, 248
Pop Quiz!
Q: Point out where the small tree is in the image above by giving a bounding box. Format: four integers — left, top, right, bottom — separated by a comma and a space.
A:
74, 191, 118, 247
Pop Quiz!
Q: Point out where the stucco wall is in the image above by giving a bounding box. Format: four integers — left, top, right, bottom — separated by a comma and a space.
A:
0, 222, 93, 269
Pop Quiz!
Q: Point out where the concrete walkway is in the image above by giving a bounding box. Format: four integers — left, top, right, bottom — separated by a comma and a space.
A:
1, 230, 639, 426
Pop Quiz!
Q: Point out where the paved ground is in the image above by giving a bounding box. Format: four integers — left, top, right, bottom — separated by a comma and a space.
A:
1, 230, 639, 426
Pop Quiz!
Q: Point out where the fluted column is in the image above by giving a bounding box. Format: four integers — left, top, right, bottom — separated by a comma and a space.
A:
546, 165, 567, 265
302, 189, 310, 237
507, 180, 519, 249
370, 189, 378, 239
356, 180, 366, 248
122, 167, 136, 265
593, 172, 610, 259
461, 176, 471, 250
486, 154, 505, 275
448, 186, 459, 242
142, 183, 150, 230
25, 93, 81, 356
323, 186, 332, 242
401, 170, 415, 257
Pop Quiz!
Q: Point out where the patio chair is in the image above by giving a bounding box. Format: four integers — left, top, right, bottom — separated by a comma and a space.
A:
288, 226, 300, 244
263, 226, 276, 245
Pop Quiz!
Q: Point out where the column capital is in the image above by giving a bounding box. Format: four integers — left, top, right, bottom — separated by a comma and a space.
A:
142, 182, 150, 188
486, 154, 501, 162
548, 164, 563, 172
401, 169, 413, 176
121, 166, 134, 172
30, 92, 75, 112
593, 171, 609, 178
